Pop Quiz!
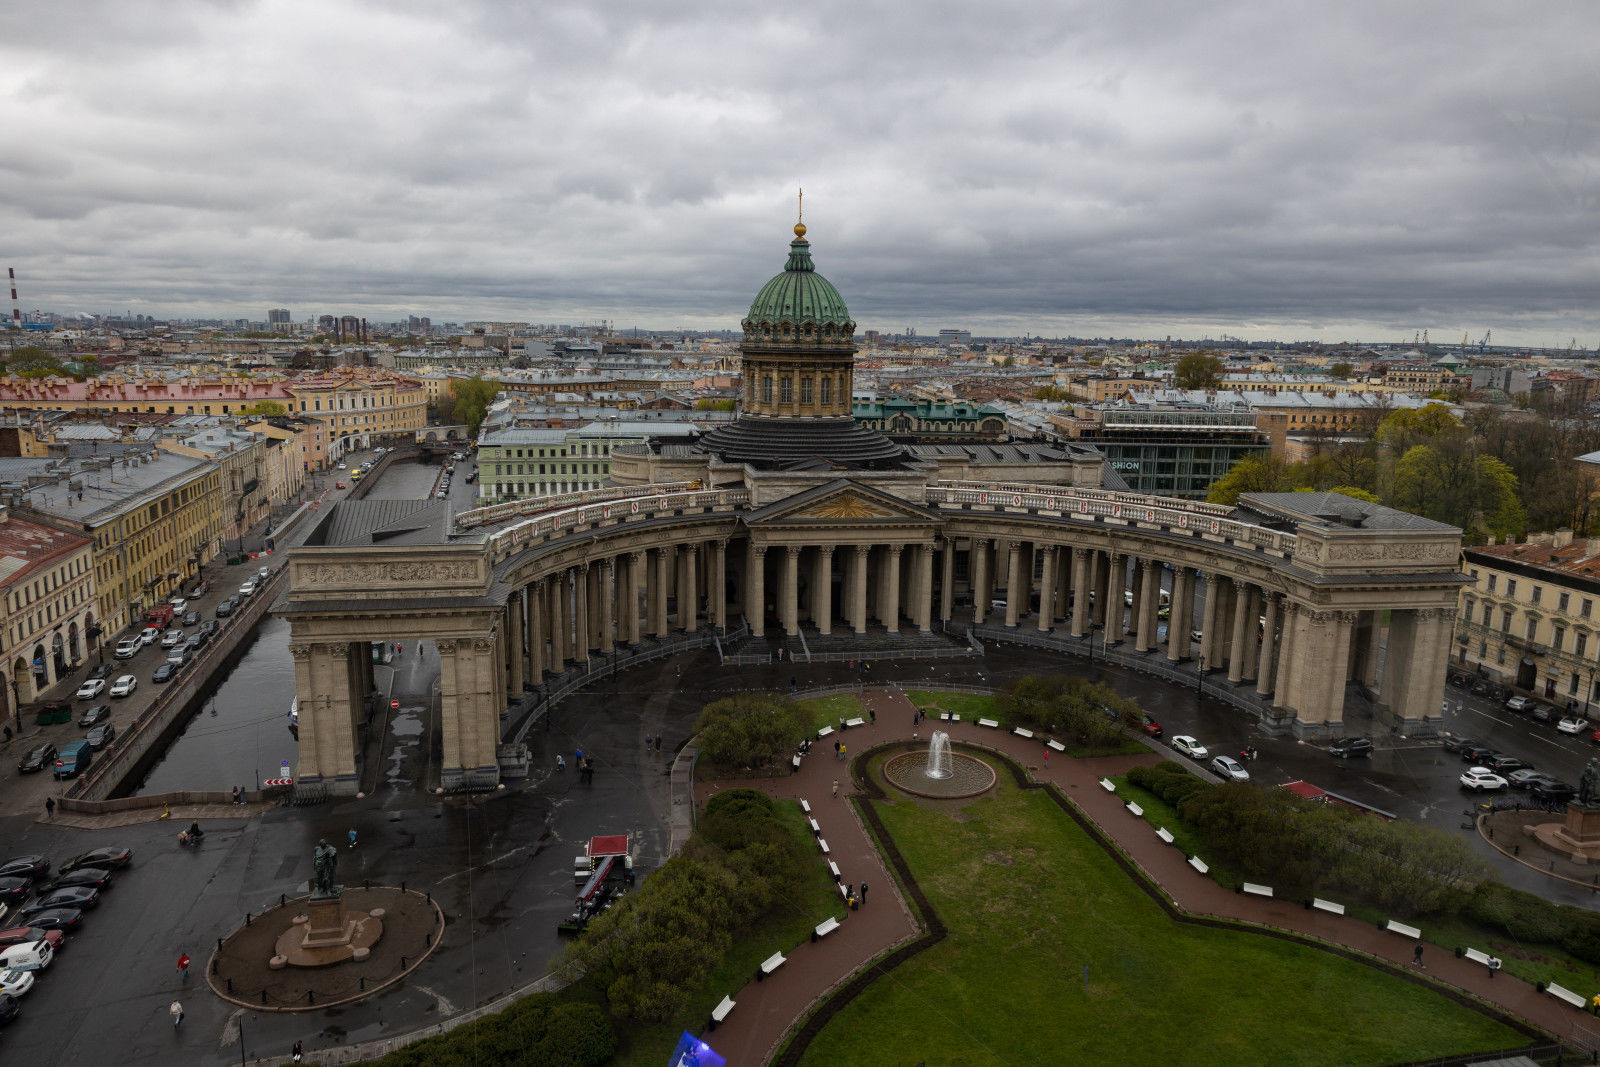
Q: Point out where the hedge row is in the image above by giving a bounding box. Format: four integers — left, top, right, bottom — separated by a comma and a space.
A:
369, 995, 613, 1067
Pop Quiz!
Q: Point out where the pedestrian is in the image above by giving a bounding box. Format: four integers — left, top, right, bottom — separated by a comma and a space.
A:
230, 786, 239, 805
557, 754, 566, 772
848, 893, 858, 911
170, 1000, 184, 1028
576, 746, 585, 763
790, 675, 797, 693
833, 779, 839, 798
859, 881, 868, 905
348, 827, 358, 850
1487, 956, 1501, 978
177, 953, 190, 981
846, 883, 854, 900
654, 735, 662, 752
1412, 944, 1424, 968
839, 743, 847, 762
868, 707, 875, 724
3, 724, 11, 742
1591, 992, 1600, 1017
1044, 749, 1049, 769
833, 739, 841, 758
292, 1040, 305, 1062
44, 796, 54, 820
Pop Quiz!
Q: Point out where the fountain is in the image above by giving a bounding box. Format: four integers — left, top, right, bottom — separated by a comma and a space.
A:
885, 730, 996, 799
926, 731, 953, 779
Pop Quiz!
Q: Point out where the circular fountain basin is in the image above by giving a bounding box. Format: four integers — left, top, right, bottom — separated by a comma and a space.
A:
884, 749, 996, 799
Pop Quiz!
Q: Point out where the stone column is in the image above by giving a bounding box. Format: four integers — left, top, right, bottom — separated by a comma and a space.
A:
939, 538, 955, 623
1198, 574, 1219, 667
851, 545, 869, 634
1004, 540, 1023, 628
290, 643, 323, 783
507, 591, 525, 697
573, 564, 591, 664
654, 547, 672, 638
1227, 580, 1251, 682
781, 545, 801, 637
1090, 550, 1109, 627
682, 544, 698, 633
1036, 545, 1057, 633
549, 571, 567, 668
1240, 586, 1262, 682
712, 539, 728, 632
1130, 562, 1145, 635
746, 542, 765, 638
1274, 600, 1302, 712
528, 580, 546, 678
1166, 568, 1191, 662
1380, 607, 1455, 728
586, 563, 603, 650
813, 546, 834, 636
972, 538, 992, 624
884, 544, 904, 634
599, 558, 615, 650
1255, 592, 1280, 696
1136, 559, 1161, 652
1292, 611, 1355, 730
622, 554, 641, 645
1070, 548, 1091, 637
915, 543, 934, 633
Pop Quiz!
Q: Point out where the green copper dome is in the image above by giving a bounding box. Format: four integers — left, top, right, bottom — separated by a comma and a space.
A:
743, 234, 855, 339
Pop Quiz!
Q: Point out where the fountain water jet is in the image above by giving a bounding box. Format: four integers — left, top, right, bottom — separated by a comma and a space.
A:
926, 731, 953, 779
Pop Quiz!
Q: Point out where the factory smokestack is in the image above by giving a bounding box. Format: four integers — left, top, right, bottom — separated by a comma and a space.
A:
8, 268, 19, 329
360, 317, 367, 343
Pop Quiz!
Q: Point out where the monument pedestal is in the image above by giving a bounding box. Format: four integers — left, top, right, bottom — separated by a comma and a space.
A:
1529, 803, 1600, 864
270, 893, 386, 968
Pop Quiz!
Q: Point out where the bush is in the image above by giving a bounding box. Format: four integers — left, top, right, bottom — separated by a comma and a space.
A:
695, 693, 809, 770
370, 992, 614, 1067
996, 674, 1141, 748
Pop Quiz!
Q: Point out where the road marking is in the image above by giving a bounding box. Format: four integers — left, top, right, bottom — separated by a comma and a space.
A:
414, 984, 458, 1015
436, 842, 540, 882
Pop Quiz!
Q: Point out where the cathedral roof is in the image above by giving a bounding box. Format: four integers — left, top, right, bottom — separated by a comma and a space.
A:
743, 228, 854, 336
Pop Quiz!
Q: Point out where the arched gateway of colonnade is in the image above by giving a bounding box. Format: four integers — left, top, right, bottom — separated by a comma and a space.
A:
279, 480, 1466, 795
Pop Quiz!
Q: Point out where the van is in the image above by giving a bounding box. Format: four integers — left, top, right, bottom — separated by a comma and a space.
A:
114, 637, 140, 659
53, 740, 93, 780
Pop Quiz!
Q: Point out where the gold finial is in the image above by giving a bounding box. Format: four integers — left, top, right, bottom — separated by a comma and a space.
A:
794, 187, 806, 238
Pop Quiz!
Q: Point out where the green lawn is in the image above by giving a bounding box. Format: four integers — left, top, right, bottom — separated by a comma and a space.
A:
903, 689, 995, 721
796, 778, 1524, 1067
794, 692, 864, 734
1112, 773, 1241, 889
609, 798, 845, 1065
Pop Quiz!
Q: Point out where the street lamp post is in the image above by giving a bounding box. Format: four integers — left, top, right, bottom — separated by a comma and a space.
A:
8, 674, 19, 739
1196, 654, 1207, 713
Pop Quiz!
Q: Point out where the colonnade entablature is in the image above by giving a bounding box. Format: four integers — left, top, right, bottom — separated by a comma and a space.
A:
280, 479, 1466, 797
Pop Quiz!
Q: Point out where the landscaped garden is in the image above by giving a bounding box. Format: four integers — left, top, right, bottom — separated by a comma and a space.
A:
793, 760, 1524, 1066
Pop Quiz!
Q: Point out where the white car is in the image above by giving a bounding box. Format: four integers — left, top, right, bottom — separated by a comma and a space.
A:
109, 675, 138, 698
239, 580, 257, 598
169, 597, 187, 614
1558, 716, 1589, 736
139, 627, 161, 646
1460, 766, 1509, 792
257, 566, 271, 580
337, 462, 346, 470
160, 629, 184, 648
1210, 754, 1250, 781
75, 678, 106, 699
0, 967, 35, 998
113, 637, 140, 659
0, 940, 53, 972
1171, 735, 1208, 759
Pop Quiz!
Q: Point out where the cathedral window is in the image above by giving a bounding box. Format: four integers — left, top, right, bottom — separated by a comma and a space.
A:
761, 376, 773, 403
801, 378, 813, 404
781, 378, 793, 403
820, 377, 832, 404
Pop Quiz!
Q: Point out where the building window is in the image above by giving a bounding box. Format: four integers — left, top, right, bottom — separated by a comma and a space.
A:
1560, 592, 1571, 612
820, 377, 832, 405
1585, 599, 1594, 619
1526, 617, 1538, 641
1577, 632, 1588, 658
761, 376, 773, 403
1506, 579, 1517, 597
801, 378, 813, 404
1501, 609, 1512, 632
1532, 586, 1543, 605
1554, 625, 1566, 651
780, 378, 793, 403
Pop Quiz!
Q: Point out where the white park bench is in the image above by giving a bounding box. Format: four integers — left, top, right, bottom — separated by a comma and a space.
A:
800, 799, 811, 814
1242, 883, 1273, 897
792, 754, 802, 769
1100, 778, 1116, 792
829, 860, 841, 881
808, 818, 821, 835
977, 718, 1000, 728
817, 726, 834, 738
1385, 920, 1421, 940
1013, 727, 1034, 738
813, 916, 841, 941
845, 717, 865, 728
1312, 898, 1345, 916
940, 712, 951, 721
1047, 740, 1065, 752
1188, 855, 1210, 874
757, 952, 786, 980
1546, 982, 1587, 1009
710, 995, 735, 1028
1155, 827, 1175, 844
1463, 947, 1493, 967
1126, 801, 1144, 817
818, 838, 830, 855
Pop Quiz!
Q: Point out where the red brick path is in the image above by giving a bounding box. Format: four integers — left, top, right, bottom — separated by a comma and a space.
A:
698, 687, 1597, 1063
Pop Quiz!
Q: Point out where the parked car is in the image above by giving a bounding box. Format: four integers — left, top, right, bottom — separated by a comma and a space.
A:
188, 580, 210, 599
1441, 735, 1479, 754
0, 858, 48, 882
198, 620, 218, 639
257, 565, 271, 580
21, 887, 99, 915
1210, 754, 1250, 781
53, 741, 92, 780
109, 675, 137, 698
87, 663, 114, 682
1171, 735, 1208, 759
1487, 753, 1528, 773
0, 967, 35, 999
74, 678, 106, 700
1460, 767, 1510, 792
1138, 713, 1163, 738
85, 723, 115, 751
113, 637, 140, 659
21, 909, 81, 933
39, 868, 111, 894
0, 879, 31, 907
169, 597, 187, 614
1534, 780, 1578, 804
59, 848, 131, 874
0, 991, 20, 1026
214, 598, 237, 619
1507, 769, 1550, 790
152, 662, 180, 683
1531, 704, 1557, 725
138, 627, 160, 646
0, 928, 64, 953
238, 580, 257, 598
1505, 695, 1534, 713
17, 744, 57, 774
160, 628, 184, 648
182, 610, 201, 627
1558, 716, 1589, 735
0, 940, 55, 973
78, 704, 110, 728
164, 646, 192, 667
1461, 743, 1497, 763
1329, 736, 1374, 758
335, 481, 346, 489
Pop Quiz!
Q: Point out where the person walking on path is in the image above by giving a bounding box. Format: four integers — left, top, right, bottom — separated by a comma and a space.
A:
1487, 956, 1501, 978
833, 740, 841, 759
654, 735, 662, 752
1412, 944, 1424, 968
347, 827, 358, 850
1590, 993, 1600, 1017
868, 707, 875, 724
177, 953, 190, 982
1043, 748, 1049, 769
44, 796, 54, 820
170, 1000, 184, 1028
292, 1040, 305, 1062
833, 779, 839, 798
859, 881, 868, 905
556, 754, 566, 772
839, 743, 847, 763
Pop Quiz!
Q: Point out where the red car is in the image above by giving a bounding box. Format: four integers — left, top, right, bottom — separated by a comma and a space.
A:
0, 927, 65, 953
1140, 713, 1163, 737
335, 481, 346, 489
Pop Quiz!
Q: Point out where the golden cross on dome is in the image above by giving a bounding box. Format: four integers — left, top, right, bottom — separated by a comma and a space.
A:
795, 187, 806, 238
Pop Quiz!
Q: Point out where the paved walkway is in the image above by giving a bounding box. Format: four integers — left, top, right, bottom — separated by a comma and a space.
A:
702, 686, 1600, 1064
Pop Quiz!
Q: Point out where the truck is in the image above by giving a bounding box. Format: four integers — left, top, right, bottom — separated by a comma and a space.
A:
558, 834, 635, 936
144, 603, 175, 629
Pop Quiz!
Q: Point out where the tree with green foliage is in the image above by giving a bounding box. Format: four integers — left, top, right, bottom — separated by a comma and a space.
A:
239, 400, 287, 418
1327, 362, 1354, 379
372, 992, 614, 1067
4, 345, 62, 378
994, 674, 1139, 749
1032, 384, 1073, 402
694, 693, 808, 770
451, 376, 500, 435
695, 398, 736, 411
1173, 352, 1224, 389
1205, 456, 1289, 505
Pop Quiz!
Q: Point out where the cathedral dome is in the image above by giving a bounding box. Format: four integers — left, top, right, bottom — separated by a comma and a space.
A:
742, 229, 855, 345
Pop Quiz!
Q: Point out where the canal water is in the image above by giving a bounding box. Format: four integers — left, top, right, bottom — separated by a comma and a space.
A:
135, 615, 298, 794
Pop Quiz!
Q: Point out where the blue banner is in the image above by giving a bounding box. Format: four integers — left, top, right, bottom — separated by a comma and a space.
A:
668, 1032, 726, 1067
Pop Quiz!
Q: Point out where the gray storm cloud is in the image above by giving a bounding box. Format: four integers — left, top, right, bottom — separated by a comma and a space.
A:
0, 0, 1596, 344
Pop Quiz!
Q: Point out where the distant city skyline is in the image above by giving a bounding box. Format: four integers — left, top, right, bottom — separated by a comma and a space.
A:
3, 1, 1597, 348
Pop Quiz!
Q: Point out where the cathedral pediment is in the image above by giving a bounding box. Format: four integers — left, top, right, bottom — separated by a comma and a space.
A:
743, 478, 938, 527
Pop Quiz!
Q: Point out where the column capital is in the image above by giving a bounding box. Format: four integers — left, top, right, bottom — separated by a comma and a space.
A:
1337, 610, 1361, 625
1004, 539, 1021, 552
889, 543, 905, 555
473, 637, 495, 654
316, 642, 349, 660
970, 536, 990, 549
655, 545, 673, 559
1232, 577, 1249, 592
1142, 557, 1160, 573
1073, 546, 1089, 560
289, 642, 313, 660
629, 550, 644, 565
436, 638, 459, 655
785, 544, 803, 558
854, 544, 870, 559
575, 561, 590, 575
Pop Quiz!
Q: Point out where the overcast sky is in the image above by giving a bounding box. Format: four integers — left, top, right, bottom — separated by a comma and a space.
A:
2, 0, 1597, 345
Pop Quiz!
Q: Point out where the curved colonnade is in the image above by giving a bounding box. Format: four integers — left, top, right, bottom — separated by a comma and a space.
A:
280, 480, 1464, 794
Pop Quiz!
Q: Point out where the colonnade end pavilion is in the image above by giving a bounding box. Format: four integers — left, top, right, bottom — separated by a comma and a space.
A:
280, 218, 1467, 795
